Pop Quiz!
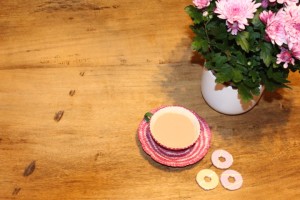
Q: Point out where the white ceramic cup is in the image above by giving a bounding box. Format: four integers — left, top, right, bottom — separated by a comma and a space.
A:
146, 106, 201, 150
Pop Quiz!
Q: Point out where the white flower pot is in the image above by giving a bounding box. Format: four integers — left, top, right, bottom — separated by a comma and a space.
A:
201, 68, 264, 115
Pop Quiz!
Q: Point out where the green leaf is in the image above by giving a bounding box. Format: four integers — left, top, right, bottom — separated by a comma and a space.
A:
251, 87, 261, 96
207, 22, 228, 40
264, 78, 289, 91
236, 31, 250, 53
249, 70, 260, 82
260, 42, 273, 67
235, 51, 247, 66
185, 5, 203, 24
244, 78, 257, 88
250, 32, 261, 40
272, 62, 280, 68
215, 64, 233, 83
144, 112, 153, 123
206, 20, 218, 30
252, 9, 264, 29
192, 36, 209, 52
261, 71, 290, 92
266, 68, 289, 83
238, 84, 253, 102
213, 41, 227, 51
190, 25, 206, 38
272, 72, 289, 83
232, 69, 243, 83
204, 60, 213, 70
212, 53, 227, 67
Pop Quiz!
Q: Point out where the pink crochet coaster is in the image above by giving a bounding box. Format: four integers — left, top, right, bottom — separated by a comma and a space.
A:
138, 107, 212, 167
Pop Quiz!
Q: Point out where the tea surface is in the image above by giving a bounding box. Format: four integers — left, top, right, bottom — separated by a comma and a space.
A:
152, 112, 198, 148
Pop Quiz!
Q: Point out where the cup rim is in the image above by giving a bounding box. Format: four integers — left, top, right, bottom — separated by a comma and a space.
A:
149, 106, 201, 150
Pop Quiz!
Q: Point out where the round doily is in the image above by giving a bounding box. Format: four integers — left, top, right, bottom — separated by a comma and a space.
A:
138, 107, 211, 167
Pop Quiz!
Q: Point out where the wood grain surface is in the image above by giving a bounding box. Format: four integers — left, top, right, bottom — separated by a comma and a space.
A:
0, 0, 299, 199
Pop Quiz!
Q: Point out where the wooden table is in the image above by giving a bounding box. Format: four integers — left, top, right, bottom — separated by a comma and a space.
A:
0, 1, 299, 199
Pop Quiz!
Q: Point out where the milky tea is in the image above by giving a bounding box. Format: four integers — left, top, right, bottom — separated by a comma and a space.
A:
150, 107, 200, 149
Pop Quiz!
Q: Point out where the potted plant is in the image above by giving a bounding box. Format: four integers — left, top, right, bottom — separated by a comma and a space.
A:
185, 0, 300, 114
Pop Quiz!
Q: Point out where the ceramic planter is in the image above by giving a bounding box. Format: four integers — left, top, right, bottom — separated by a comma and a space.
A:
201, 68, 264, 115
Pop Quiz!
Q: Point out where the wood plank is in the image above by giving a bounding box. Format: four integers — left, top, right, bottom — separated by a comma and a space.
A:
0, 0, 299, 199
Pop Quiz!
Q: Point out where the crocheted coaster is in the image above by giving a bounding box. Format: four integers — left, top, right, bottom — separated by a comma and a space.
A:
138, 106, 211, 167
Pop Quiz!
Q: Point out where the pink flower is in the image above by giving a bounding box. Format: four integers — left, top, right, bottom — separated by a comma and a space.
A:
284, 5, 300, 49
276, 48, 295, 68
193, 0, 211, 9
226, 21, 240, 35
265, 10, 287, 46
264, 34, 271, 42
265, 4, 300, 67
291, 44, 300, 60
269, 0, 299, 5
259, 10, 274, 25
261, 0, 269, 8
214, 0, 261, 35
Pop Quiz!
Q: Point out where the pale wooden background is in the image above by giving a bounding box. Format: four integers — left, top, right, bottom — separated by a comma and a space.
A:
0, 0, 299, 199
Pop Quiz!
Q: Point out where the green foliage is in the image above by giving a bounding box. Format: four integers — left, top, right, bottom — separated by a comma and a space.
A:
260, 42, 273, 67
215, 64, 234, 83
192, 36, 209, 52
238, 83, 253, 102
185, 4, 295, 102
184, 5, 204, 24
252, 8, 264, 30
236, 31, 250, 53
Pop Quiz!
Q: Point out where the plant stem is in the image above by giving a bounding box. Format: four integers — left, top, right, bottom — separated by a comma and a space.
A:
204, 22, 212, 52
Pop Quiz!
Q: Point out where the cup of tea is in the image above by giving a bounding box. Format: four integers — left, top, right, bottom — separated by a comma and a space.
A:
144, 106, 201, 150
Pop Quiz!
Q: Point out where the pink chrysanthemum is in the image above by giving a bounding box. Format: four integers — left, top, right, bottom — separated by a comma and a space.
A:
266, 4, 300, 68
214, 0, 261, 35
226, 21, 240, 35
276, 48, 295, 68
265, 10, 287, 46
269, 0, 299, 5
284, 5, 300, 50
291, 43, 300, 60
265, 4, 300, 51
193, 0, 211, 9
259, 11, 274, 25
261, 0, 269, 8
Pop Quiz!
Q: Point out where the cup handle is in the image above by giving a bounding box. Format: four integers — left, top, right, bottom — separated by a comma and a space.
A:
144, 112, 153, 123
